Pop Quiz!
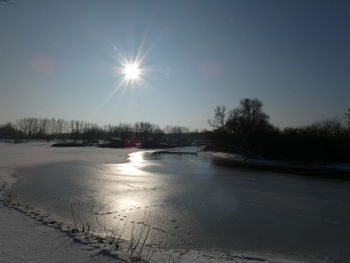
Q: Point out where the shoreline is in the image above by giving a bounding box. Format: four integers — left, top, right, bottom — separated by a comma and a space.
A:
206, 152, 350, 180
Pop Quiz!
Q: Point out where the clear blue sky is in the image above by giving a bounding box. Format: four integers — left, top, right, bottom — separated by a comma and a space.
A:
1, 0, 349, 129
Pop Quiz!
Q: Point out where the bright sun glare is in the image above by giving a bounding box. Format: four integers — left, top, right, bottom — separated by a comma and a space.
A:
106, 44, 151, 103
123, 63, 140, 80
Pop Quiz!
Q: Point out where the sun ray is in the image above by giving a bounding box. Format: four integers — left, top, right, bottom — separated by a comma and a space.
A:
103, 30, 161, 105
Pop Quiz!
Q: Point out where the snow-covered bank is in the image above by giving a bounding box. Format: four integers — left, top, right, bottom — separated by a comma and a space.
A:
0, 201, 118, 263
0, 203, 307, 263
0, 195, 303, 263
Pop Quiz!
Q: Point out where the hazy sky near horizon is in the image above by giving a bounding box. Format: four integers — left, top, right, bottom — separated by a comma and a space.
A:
0, 0, 349, 129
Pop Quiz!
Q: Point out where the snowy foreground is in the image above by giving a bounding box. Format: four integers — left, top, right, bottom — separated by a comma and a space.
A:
0, 143, 305, 263
0, 201, 117, 263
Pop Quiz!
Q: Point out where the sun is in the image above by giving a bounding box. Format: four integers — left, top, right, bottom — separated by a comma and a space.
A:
105, 44, 151, 103
123, 63, 140, 80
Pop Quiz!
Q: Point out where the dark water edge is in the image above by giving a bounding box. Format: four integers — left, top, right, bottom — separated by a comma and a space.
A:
211, 156, 350, 180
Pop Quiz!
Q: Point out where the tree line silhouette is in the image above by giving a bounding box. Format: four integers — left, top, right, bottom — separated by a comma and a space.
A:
1, 99, 349, 163
208, 98, 350, 163
0, 119, 205, 148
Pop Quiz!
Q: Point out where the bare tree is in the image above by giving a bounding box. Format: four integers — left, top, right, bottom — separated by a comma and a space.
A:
164, 125, 189, 134
208, 105, 226, 130
70, 120, 83, 141
226, 98, 270, 136
134, 122, 163, 144
305, 119, 344, 138
108, 123, 134, 140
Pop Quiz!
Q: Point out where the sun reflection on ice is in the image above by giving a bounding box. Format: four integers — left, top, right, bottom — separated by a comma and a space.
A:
118, 198, 141, 211
116, 151, 149, 176
101, 151, 157, 215
128, 151, 144, 165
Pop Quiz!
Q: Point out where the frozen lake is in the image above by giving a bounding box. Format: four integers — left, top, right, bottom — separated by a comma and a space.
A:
2, 143, 350, 262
